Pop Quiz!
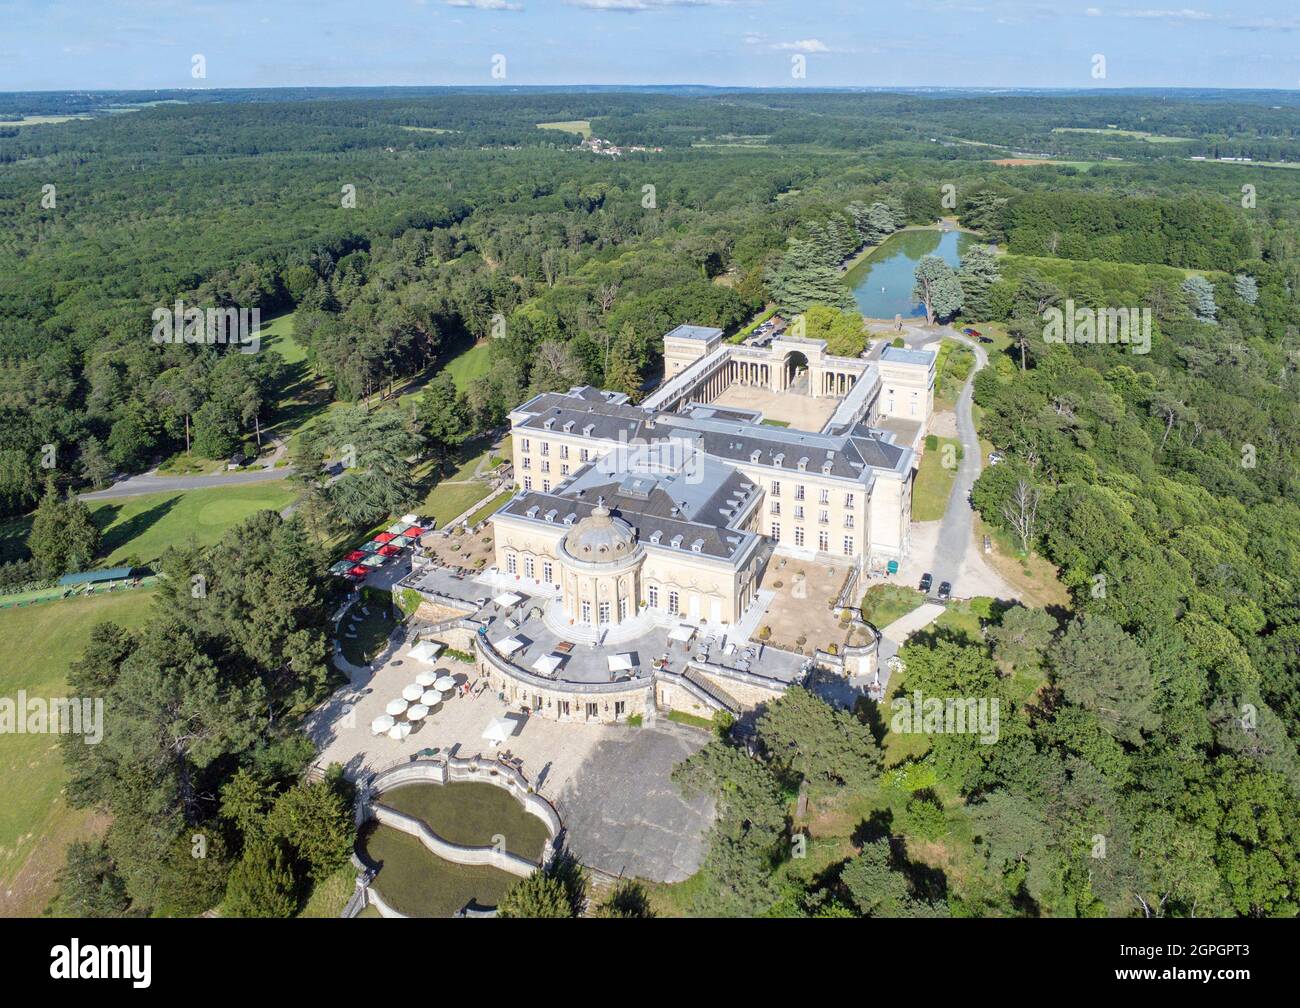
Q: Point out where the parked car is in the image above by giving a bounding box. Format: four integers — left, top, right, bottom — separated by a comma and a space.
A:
962, 327, 980, 338
988, 451, 1004, 465
919, 572, 933, 593
937, 581, 952, 602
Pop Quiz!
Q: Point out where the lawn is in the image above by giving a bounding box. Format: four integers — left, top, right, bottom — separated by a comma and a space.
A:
259, 310, 308, 365
298, 865, 357, 918
379, 782, 549, 861
911, 437, 960, 521
90, 480, 298, 567
420, 481, 496, 530
859, 584, 926, 629
0, 588, 157, 916
537, 119, 592, 138
358, 821, 518, 917
464, 490, 512, 528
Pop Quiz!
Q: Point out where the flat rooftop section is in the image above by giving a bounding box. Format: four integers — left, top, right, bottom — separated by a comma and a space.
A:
881, 345, 937, 367
665, 324, 724, 342
876, 416, 924, 451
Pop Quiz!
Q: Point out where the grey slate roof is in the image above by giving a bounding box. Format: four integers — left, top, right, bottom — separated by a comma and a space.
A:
665, 324, 723, 342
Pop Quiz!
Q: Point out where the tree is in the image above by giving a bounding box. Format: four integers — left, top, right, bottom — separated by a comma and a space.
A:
1182, 275, 1217, 324
593, 880, 655, 918
957, 244, 1001, 320
415, 372, 469, 473
265, 777, 355, 883
27, 480, 100, 578
1001, 478, 1041, 554
756, 686, 881, 791
497, 853, 586, 918
50, 840, 131, 918
912, 255, 963, 324
764, 237, 853, 314
988, 605, 1057, 669
1050, 615, 1157, 746
79, 436, 114, 491
223, 837, 299, 918
840, 839, 949, 917
326, 406, 419, 527
803, 304, 866, 357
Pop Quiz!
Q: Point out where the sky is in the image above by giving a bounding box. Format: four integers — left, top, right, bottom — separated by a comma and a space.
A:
1, 1, 1298, 92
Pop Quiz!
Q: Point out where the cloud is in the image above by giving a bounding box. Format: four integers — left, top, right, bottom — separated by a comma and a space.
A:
445, 0, 524, 10
770, 39, 831, 53
565, 0, 734, 11
1112, 7, 1214, 20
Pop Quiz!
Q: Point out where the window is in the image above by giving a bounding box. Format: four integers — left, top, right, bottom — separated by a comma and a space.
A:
769, 501, 781, 516
618, 598, 628, 622
521, 438, 530, 452
540, 442, 549, 456
522, 456, 531, 469
818, 510, 829, 525
523, 476, 533, 491
542, 560, 553, 584
668, 590, 679, 615
843, 536, 855, 556
599, 602, 611, 624
844, 515, 855, 529
819, 488, 829, 504
561, 464, 570, 477
581, 600, 592, 623
770, 481, 781, 497
558, 700, 570, 717
794, 527, 805, 547
648, 584, 659, 608
818, 531, 829, 551
794, 484, 805, 501
585, 702, 599, 720
541, 460, 550, 473
560, 444, 569, 459
614, 701, 626, 718
769, 522, 781, 540
524, 556, 535, 579
580, 448, 590, 462
844, 493, 855, 508
506, 553, 517, 574
542, 480, 551, 493
794, 505, 804, 520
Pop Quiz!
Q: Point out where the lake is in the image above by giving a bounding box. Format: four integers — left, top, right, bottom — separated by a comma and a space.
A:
847, 228, 974, 320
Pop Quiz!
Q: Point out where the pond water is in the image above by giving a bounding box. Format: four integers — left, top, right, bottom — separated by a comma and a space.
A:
847, 228, 973, 320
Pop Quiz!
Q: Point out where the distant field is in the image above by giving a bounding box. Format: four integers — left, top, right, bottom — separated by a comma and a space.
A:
399, 125, 456, 134
1052, 127, 1191, 143
89, 480, 297, 567
0, 588, 157, 916
537, 119, 592, 138
5, 114, 93, 126
990, 158, 1101, 170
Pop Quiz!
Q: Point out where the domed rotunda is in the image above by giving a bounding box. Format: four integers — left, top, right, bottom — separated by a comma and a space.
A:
557, 504, 643, 627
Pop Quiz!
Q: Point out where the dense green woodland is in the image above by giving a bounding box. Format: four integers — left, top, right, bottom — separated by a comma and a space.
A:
2, 89, 1298, 916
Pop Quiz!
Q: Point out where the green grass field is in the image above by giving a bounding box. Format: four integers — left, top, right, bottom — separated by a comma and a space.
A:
0, 588, 157, 915
90, 480, 298, 567
859, 584, 926, 629
259, 310, 309, 365
443, 341, 492, 391
911, 437, 960, 521
537, 119, 592, 138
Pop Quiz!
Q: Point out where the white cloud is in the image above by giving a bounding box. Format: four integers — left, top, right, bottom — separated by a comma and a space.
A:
445, 0, 524, 10
770, 39, 831, 53
566, 0, 734, 11
1114, 8, 1214, 20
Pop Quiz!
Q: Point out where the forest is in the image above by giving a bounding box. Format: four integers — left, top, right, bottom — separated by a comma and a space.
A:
2, 87, 1298, 917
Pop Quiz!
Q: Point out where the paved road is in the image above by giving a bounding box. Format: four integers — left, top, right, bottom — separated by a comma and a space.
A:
79, 465, 295, 501
920, 327, 989, 594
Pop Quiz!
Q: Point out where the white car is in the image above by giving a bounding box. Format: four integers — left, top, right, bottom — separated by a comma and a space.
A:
988, 452, 1004, 465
